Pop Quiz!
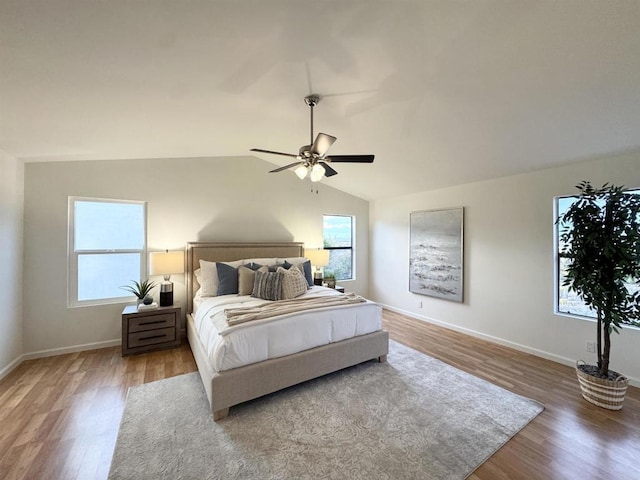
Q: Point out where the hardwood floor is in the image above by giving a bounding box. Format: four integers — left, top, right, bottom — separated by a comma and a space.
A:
1, 310, 638, 480
382, 310, 640, 480
0, 344, 197, 480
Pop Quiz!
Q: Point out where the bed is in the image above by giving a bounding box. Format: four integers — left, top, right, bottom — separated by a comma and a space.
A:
185, 241, 389, 420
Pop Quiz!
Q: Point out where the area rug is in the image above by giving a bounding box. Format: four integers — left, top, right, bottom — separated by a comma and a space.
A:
109, 341, 543, 480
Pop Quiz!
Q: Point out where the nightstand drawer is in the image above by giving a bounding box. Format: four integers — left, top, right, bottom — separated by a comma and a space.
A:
128, 313, 175, 333
121, 305, 181, 356
128, 327, 176, 348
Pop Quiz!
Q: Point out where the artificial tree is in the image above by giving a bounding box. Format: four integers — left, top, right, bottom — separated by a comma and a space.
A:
558, 181, 640, 379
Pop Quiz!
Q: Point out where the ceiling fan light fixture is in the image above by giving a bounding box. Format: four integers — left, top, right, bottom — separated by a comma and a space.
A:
252, 94, 374, 183
295, 165, 309, 180
309, 163, 325, 182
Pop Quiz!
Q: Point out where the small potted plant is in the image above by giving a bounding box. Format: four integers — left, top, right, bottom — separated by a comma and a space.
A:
557, 181, 640, 410
324, 273, 336, 289
120, 279, 157, 305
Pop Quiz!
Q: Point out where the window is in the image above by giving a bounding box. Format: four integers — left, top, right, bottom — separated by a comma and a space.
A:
555, 192, 640, 326
555, 195, 594, 318
68, 197, 147, 307
323, 215, 354, 281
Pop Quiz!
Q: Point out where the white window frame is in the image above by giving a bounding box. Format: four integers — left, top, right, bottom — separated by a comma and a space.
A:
323, 214, 355, 281
68, 196, 147, 308
554, 190, 640, 327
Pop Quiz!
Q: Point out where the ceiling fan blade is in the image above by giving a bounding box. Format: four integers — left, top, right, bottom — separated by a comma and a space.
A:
319, 162, 338, 177
269, 161, 303, 173
326, 154, 374, 163
310, 133, 337, 157
251, 148, 299, 159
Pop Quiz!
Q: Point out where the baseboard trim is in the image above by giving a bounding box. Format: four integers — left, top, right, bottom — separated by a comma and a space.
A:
21, 339, 121, 361
381, 303, 640, 388
0, 354, 26, 382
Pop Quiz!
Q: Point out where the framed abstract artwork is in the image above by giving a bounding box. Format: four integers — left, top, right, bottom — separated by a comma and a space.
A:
409, 207, 464, 302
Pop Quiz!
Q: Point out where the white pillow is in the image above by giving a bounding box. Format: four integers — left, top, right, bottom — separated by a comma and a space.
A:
279, 266, 308, 300
198, 259, 243, 297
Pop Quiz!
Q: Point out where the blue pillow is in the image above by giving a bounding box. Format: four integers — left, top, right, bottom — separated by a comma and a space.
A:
216, 262, 239, 295
284, 260, 313, 287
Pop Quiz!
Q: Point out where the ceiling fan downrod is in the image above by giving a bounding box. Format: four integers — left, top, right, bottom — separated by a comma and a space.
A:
305, 94, 320, 146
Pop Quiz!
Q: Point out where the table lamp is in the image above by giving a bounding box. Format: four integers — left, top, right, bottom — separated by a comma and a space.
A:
149, 250, 184, 306
304, 248, 330, 286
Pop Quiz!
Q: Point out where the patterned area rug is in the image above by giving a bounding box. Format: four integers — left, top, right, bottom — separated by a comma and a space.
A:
109, 341, 543, 480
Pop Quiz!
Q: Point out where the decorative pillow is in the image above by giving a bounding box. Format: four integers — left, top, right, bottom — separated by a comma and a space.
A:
283, 259, 313, 287
198, 259, 243, 296
217, 262, 239, 296
242, 258, 278, 267
198, 260, 219, 296
279, 266, 308, 300
242, 262, 263, 271
252, 268, 283, 301
238, 265, 257, 296
267, 263, 289, 272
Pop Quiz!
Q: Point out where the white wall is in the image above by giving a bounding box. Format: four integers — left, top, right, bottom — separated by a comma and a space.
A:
23, 156, 369, 355
370, 150, 640, 385
0, 150, 24, 377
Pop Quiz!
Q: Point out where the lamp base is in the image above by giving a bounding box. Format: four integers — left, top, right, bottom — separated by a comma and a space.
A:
313, 271, 323, 286
159, 282, 174, 307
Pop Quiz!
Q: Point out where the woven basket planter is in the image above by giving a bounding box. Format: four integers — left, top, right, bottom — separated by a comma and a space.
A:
576, 360, 628, 411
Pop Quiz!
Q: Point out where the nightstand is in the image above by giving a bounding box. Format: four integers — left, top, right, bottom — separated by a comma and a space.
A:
121, 305, 181, 356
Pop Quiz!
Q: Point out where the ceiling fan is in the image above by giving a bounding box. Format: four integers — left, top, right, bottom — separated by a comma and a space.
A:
250, 94, 374, 182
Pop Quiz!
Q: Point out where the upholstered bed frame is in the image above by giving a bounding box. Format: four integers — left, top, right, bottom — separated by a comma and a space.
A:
185, 242, 389, 421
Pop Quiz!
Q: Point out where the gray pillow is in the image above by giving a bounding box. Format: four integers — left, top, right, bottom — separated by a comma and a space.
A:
252, 269, 283, 301
216, 262, 239, 295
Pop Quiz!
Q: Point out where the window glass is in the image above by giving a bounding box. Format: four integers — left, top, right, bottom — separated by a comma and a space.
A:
323, 215, 354, 281
75, 201, 144, 250
77, 253, 141, 301
69, 197, 147, 307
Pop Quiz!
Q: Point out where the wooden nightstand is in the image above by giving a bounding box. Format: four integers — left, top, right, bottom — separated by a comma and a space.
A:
121, 305, 181, 356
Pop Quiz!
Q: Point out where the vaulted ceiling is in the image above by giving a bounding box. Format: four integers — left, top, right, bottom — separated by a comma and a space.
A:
1, 1, 639, 200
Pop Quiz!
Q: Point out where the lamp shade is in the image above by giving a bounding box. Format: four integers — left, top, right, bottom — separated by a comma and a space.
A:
295, 165, 309, 180
149, 250, 185, 276
309, 164, 325, 182
304, 248, 330, 267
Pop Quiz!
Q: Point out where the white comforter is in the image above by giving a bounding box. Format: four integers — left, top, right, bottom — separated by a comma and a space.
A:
193, 286, 382, 372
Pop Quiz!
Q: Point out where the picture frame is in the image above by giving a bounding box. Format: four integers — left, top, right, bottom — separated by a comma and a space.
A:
409, 207, 464, 302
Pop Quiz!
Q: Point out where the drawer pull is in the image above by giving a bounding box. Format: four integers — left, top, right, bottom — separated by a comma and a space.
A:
139, 334, 166, 341
139, 320, 165, 326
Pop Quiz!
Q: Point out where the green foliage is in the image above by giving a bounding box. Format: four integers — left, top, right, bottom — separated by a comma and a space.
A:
557, 181, 640, 377
120, 279, 157, 299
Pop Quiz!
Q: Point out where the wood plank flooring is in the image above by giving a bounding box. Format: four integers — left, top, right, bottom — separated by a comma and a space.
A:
1, 310, 638, 480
